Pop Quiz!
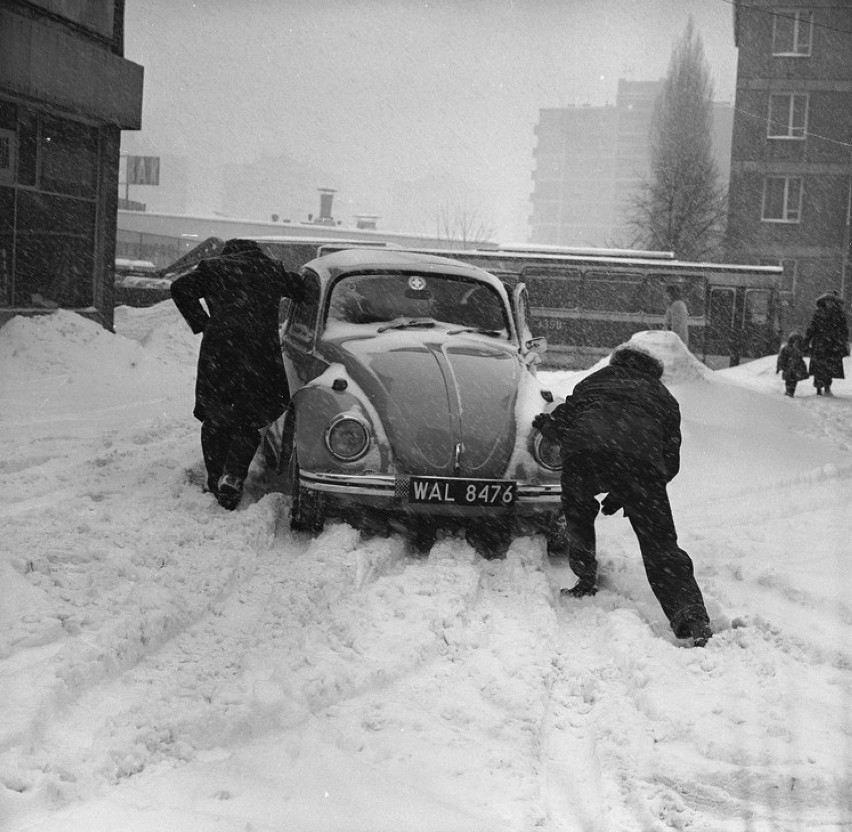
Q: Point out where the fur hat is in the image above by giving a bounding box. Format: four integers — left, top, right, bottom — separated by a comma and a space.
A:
222, 238, 262, 256
609, 344, 664, 379
815, 290, 843, 308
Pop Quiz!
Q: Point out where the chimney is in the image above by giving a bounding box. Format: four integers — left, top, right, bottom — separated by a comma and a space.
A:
318, 188, 336, 223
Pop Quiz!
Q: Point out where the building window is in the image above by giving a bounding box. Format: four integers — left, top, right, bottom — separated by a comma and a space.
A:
761, 257, 797, 294
39, 116, 99, 199
0, 101, 100, 309
772, 10, 813, 56
762, 177, 802, 223
767, 93, 808, 139
0, 129, 14, 185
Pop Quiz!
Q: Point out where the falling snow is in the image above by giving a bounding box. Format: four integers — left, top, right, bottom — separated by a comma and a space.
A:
1, 304, 850, 831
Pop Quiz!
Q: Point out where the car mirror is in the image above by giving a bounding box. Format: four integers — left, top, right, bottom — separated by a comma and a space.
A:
525, 336, 547, 354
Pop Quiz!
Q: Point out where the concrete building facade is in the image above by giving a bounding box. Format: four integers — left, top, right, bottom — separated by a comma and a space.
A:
0, 0, 143, 329
725, 0, 852, 331
529, 79, 734, 248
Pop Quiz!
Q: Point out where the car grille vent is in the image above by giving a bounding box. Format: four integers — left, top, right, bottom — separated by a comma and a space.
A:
394, 476, 410, 501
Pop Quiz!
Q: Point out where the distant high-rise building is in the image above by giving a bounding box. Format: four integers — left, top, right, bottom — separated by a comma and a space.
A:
221, 153, 336, 224
725, 0, 852, 330
529, 80, 734, 247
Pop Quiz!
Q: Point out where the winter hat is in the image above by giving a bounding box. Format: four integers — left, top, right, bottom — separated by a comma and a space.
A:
609, 344, 664, 379
222, 238, 262, 256
815, 290, 842, 308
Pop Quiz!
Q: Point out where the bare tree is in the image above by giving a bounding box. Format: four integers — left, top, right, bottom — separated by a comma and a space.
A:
627, 19, 727, 261
436, 199, 495, 249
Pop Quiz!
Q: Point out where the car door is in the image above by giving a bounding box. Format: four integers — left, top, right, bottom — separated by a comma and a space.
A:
281, 269, 327, 389
513, 283, 546, 370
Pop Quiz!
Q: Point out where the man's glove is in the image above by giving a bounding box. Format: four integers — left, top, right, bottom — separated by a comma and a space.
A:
600, 493, 624, 516
532, 413, 551, 432
532, 412, 561, 442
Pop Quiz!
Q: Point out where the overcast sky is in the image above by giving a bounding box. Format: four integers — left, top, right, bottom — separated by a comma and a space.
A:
122, 0, 739, 240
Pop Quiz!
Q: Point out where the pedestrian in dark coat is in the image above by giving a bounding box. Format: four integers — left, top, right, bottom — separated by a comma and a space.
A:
776, 332, 809, 397
171, 238, 303, 509
533, 344, 712, 646
804, 292, 849, 396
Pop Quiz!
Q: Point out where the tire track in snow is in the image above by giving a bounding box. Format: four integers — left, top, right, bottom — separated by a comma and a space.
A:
541, 554, 852, 831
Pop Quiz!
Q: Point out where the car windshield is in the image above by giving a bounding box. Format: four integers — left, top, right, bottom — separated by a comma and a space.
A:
326, 272, 509, 337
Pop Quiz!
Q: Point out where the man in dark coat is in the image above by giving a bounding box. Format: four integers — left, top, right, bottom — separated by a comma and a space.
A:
804, 291, 849, 396
533, 344, 712, 646
171, 238, 303, 510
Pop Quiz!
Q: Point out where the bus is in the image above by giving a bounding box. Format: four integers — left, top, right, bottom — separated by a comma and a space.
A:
395, 247, 783, 369
160, 237, 783, 368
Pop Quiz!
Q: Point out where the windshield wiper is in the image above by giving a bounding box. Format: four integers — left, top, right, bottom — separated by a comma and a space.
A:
377, 318, 436, 333
448, 327, 503, 337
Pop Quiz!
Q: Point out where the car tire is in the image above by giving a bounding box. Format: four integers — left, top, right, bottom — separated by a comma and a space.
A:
406, 518, 437, 555
465, 519, 511, 559
289, 448, 325, 535
545, 512, 571, 558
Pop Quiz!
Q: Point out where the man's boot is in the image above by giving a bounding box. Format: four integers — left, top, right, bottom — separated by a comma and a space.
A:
562, 578, 598, 598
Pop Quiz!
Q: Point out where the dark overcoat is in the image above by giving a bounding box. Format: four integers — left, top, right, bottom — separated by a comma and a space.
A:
805, 295, 849, 381
776, 337, 809, 382
170, 247, 303, 428
548, 347, 681, 482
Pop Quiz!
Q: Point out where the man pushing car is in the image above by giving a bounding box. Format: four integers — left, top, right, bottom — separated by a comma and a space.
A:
171, 238, 303, 510
533, 343, 712, 647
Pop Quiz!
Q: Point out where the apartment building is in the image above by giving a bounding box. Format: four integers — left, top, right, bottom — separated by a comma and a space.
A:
530, 79, 733, 248
725, 0, 852, 330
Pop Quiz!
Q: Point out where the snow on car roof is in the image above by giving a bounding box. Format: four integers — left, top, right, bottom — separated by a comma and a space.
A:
305, 247, 502, 285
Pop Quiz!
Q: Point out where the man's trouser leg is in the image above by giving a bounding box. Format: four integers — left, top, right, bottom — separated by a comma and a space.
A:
624, 479, 710, 636
560, 466, 601, 587
201, 419, 231, 492
223, 424, 261, 482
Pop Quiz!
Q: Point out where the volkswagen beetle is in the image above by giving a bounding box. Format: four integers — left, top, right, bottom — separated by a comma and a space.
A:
261, 248, 565, 555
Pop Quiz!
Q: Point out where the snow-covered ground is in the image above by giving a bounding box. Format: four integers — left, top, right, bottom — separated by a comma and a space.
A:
1, 305, 851, 831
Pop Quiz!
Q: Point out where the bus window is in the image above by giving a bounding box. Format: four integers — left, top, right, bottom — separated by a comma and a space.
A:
709, 288, 736, 329
634, 274, 667, 314
582, 271, 642, 312
524, 268, 581, 309
646, 273, 706, 316
744, 289, 770, 326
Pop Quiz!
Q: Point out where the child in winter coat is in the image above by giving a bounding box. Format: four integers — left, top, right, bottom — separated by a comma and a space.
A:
776, 332, 809, 397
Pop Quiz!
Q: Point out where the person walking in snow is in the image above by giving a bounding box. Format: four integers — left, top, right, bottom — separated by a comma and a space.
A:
776, 331, 809, 397
532, 344, 712, 647
663, 285, 690, 349
804, 291, 849, 396
170, 238, 303, 510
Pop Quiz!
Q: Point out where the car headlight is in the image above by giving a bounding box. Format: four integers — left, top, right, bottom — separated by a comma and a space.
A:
325, 414, 371, 461
533, 432, 562, 471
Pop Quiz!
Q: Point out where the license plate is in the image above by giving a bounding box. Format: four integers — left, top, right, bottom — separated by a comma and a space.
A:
408, 476, 516, 506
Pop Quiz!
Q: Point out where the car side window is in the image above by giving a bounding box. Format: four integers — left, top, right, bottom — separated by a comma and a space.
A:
286, 270, 321, 346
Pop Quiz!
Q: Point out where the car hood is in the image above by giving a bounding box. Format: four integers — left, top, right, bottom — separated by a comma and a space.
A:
323, 331, 521, 477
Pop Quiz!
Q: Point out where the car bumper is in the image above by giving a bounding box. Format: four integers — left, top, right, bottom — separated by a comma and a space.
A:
299, 470, 562, 506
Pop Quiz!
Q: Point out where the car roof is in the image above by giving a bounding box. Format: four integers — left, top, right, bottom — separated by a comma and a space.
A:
304, 247, 504, 288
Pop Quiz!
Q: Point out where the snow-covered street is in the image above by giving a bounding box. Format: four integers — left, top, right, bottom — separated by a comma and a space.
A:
1, 304, 851, 831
